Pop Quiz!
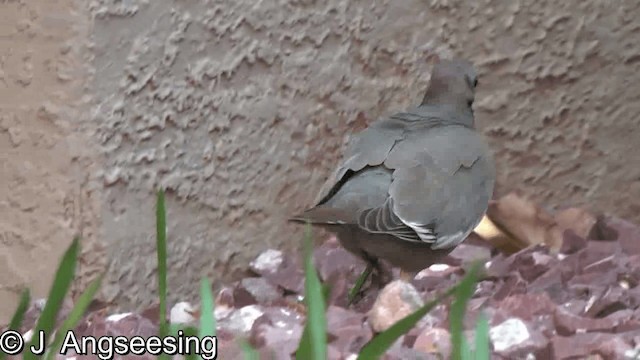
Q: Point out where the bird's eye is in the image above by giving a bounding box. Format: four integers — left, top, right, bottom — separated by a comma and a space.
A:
473, 78, 478, 88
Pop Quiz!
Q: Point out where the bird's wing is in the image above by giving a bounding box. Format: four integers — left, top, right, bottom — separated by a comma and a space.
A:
356, 197, 433, 242
299, 109, 494, 250
383, 125, 495, 249
348, 125, 453, 244
312, 107, 454, 207
312, 118, 407, 206
347, 122, 494, 248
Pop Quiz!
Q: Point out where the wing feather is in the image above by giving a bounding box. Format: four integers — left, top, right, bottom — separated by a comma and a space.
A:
356, 198, 436, 243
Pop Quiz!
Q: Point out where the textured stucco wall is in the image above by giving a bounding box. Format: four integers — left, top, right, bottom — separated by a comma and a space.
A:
0, 0, 102, 319
1, 0, 639, 317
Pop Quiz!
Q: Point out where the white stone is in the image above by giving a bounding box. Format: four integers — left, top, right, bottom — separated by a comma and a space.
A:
279, 308, 291, 316
220, 305, 264, 335
250, 249, 283, 272
214, 304, 233, 321
170, 301, 197, 324
490, 318, 530, 352
584, 295, 598, 313
106, 312, 132, 322
34, 298, 47, 310
428, 263, 450, 272
624, 347, 640, 359
368, 280, 424, 332
620, 279, 631, 289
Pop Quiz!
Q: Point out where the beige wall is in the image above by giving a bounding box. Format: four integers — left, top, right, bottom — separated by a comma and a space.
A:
1, 0, 639, 319
0, 0, 102, 318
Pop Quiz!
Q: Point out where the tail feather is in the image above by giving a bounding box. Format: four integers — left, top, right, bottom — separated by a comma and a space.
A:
288, 206, 354, 225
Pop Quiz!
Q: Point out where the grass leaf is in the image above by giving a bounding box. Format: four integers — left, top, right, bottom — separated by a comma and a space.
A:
156, 189, 169, 360
8, 289, 30, 331
46, 275, 103, 360
461, 338, 473, 360
169, 323, 182, 337
297, 282, 332, 360
473, 312, 490, 360
357, 285, 458, 360
178, 326, 199, 360
295, 223, 327, 360
169, 325, 199, 359
0, 289, 30, 360
450, 262, 482, 360
240, 339, 260, 360
24, 237, 79, 360
358, 262, 483, 360
199, 277, 216, 338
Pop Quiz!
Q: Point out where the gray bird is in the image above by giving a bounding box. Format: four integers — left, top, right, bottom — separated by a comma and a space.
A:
290, 58, 495, 286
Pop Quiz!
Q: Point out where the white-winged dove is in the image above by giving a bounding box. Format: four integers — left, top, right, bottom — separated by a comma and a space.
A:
290, 58, 495, 285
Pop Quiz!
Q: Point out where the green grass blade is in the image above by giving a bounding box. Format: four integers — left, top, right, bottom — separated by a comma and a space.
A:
473, 313, 490, 360
7, 289, 30, 331
450, 262, 482, 360
177, 326, 199, 360
0, 289, 30, 360
357, 285, 458, 360
321, 283, 331, 304
169, 323, 179, 337
156, 189, 169, 360
24, 237, 80, 360
297, 282, 331, 360
358, 263, 483, 360
169, 325, 199, 358
199, 277, 216, 337
461, 338, 473, 360
295, 223, 327, 360
240, 339, 260, 360
45, 274, 103, 360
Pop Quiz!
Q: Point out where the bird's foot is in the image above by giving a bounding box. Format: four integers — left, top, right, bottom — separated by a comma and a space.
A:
370, 265, 392, 288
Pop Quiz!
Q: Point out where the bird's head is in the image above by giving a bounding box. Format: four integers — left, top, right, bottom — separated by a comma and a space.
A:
420, 58, 478, 123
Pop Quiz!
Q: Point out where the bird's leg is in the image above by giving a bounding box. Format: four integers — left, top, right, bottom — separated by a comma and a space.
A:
368, 256, 392, 287
347, 253, 389, 305
348, 264, 373, 306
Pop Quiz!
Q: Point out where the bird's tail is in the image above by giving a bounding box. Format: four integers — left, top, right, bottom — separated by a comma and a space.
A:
288, 206, 354, 225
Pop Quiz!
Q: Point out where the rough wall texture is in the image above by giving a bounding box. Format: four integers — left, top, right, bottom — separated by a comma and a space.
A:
1, 0, 639, 317
0, 0, 102, 319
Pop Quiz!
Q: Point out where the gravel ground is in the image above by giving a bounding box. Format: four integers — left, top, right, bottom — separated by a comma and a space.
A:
5, 196, 640, 359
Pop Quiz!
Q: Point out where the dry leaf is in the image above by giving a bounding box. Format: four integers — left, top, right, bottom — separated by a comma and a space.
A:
554, 207, 598, 240
473, 214, 520, 254
476, 191, 598, 254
